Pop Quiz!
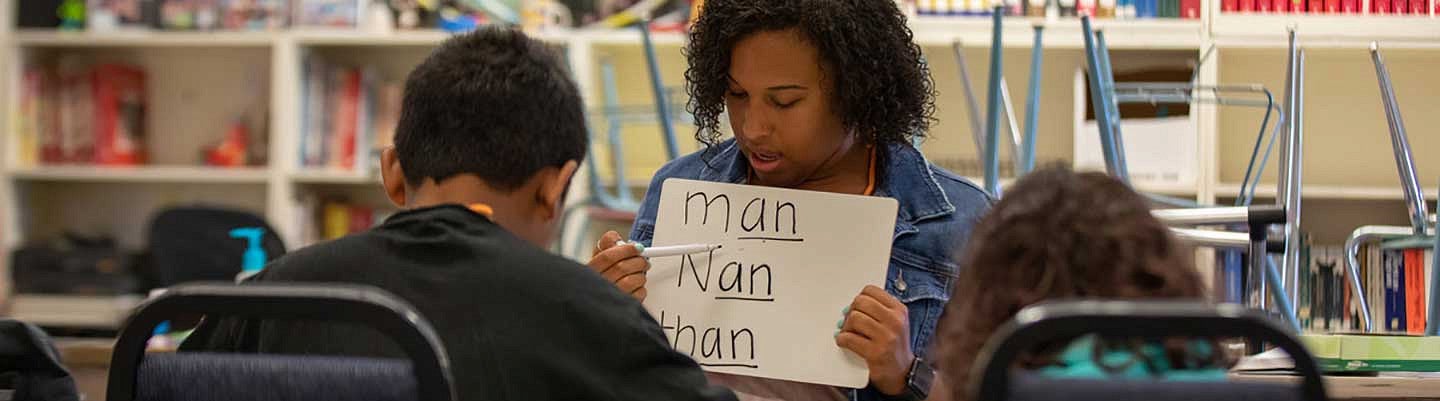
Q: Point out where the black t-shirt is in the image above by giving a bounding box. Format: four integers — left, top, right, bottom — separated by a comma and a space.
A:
181, 204, 736, 401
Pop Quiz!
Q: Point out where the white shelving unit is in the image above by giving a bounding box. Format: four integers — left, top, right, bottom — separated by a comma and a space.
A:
1, 0, 1437, 278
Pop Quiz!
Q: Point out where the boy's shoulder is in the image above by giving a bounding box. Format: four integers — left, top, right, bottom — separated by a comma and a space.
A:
254, 218, 625, 305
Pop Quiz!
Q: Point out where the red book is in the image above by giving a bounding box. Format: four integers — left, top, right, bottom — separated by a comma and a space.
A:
1411, 0, 1426, 13
1290, 0, 1306, 13
1341, 0, 1360, 13
1326, 0, 1340, 12
91, 64, 146, 166
1257, 0, 1274, 12
1310, 0, 1327, 11
1240, 0, 1257, 11
1182, 0, 1202, 17
331, 69, 361, 170
1375, 0, 1392, 13
1405, 249, 1427, 334
1223, 0, 1239, 11
1272, 0, 1290, 12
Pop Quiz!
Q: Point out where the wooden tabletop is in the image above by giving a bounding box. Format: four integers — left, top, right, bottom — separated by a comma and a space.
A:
1232, 373, 1440, 401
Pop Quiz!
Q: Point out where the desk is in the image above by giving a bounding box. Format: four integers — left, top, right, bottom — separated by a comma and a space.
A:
1232, 373, 1440, 401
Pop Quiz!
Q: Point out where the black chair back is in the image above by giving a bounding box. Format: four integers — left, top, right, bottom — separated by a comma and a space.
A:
972, 301, 1326, 401
106, 283, 454, 401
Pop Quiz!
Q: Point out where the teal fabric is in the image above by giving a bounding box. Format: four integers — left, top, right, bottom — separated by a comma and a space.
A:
1039, 336, 1228, 381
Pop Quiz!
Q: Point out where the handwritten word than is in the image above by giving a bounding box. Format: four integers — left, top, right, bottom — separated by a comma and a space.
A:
685, 192, 799, 236
660, 310, 758, 368
679, 251, 774, 300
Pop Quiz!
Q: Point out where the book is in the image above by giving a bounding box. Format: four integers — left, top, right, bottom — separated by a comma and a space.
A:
1026, 0, 1048, 16
1272, 0, 1290, 12
1336, 252, 1347, 330
1342, 0, 1361, 13
1239, 0, 1257, 12
88, 0, 153, 30
1386, 249, 1404, 332
1181, 0, 1199, 18
301, 57, 329, 167
219, 0, 287, 30
91, 64, 147, 166
323, 202, 351, 240
1300, 241, 1313, 330
1223, 0, 1239, 11
370, 81, 402, 169
59, 64, 96, 163
293, 0, 361, 27
18, 68, 51, 167
1098, 0, 1116, 16
1257, 0, 1274, 13
1411, 0, 1427, 13
1371, 244, 1383, 333
1059, 0, 1078, 15
314, 200, 391, 243
1305, 334, 1440, 372
1428, 249, 1435, 333
1407, 248, 1426, 333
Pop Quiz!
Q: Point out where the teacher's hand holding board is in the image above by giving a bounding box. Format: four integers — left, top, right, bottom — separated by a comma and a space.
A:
628, 178, 899, 388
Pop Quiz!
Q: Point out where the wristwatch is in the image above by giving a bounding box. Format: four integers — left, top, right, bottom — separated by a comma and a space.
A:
890, 356, 935, 401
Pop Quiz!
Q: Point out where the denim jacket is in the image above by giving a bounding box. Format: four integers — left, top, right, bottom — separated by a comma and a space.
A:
630, 138, 993, 400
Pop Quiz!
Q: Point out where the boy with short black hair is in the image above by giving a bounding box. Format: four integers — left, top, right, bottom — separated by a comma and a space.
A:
183, 27, 736, 401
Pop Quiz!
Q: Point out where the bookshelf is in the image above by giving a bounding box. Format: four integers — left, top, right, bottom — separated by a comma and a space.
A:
2, 1, 1439, 318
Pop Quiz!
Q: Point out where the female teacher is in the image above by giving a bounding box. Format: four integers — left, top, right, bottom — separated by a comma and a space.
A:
588, 0, 992, 399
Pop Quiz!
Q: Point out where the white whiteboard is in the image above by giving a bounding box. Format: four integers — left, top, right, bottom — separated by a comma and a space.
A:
643, 178, 899, 388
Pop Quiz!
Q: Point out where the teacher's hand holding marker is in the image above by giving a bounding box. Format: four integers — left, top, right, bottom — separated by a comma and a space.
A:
588, 231, 651, 301
587, 0, 993, 398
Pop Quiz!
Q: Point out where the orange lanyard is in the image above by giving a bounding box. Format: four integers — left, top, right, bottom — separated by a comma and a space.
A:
467, 203, 494, 219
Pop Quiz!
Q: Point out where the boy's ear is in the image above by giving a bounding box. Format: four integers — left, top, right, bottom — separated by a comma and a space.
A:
380, 147, 409, 207
538, 160, 580, 219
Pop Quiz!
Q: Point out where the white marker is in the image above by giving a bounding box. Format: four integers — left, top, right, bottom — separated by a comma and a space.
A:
641, 243, 723, 258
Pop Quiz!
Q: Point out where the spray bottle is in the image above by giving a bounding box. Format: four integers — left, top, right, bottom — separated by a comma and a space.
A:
231, 227, 267, 282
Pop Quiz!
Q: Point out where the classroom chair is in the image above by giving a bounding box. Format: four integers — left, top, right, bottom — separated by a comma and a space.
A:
0, 319, 80, 401
1078, 18, 1305, 331
971, 301, 1327, 401
146, 207, 286, 287
105, 283, 454, 401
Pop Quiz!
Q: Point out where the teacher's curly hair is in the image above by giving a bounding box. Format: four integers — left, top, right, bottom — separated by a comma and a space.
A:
683, 0, 937, 146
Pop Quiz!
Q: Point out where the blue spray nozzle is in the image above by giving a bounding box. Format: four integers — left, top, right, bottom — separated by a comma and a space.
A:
230, 227, 267, 273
